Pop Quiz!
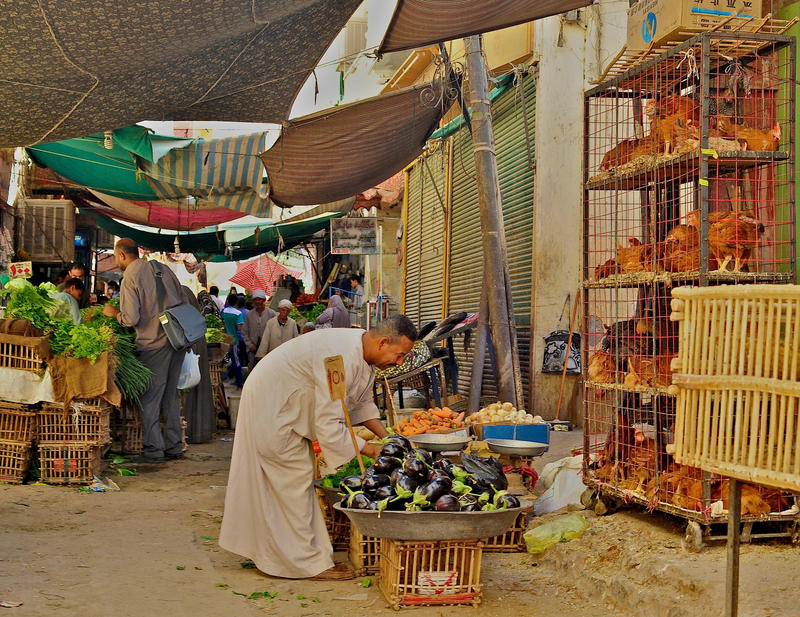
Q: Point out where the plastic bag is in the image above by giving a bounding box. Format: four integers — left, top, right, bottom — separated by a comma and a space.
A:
524, 513, 587, 554
533, 455, 585, 515
460, 453, 508, 491
177, 350, 201, 390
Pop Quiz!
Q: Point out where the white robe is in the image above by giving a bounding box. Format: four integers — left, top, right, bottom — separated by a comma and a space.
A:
219, 328, 380, 578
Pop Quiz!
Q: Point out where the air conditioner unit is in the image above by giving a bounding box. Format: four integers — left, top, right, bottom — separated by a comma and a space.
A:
15, 199, 75, 263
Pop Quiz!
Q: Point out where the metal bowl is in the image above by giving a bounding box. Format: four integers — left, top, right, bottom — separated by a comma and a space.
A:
485, 438, 547, 457
313, 479, 342, 505
334, 499, 531, 540
410, 433, 472, 453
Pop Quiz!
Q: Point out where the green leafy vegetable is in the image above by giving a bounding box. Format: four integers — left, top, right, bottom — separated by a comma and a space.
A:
319, 456, 374, 489
205, 314, 224, 329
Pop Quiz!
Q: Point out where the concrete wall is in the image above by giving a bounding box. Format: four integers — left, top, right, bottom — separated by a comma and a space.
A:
530, 0, 628, 424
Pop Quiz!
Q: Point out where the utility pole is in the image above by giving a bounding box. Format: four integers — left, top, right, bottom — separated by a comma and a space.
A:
462, 34, 522, 407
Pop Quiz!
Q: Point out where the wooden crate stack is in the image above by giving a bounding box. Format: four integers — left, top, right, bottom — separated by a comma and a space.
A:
378, 539, 483, 609
37, 398, 110, 484
0, 402, 36, 483
0, 331, 47, 483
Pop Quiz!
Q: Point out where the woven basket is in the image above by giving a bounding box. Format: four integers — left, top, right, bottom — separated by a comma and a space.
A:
0, 439, 32, 483
39, 400, 111, 445
0, 402, 36, 443
39, 442, 103, 485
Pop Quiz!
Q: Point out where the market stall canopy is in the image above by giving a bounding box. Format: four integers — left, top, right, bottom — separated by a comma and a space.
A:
378, 0, 594, 54
28, 125, 269, 219
0, 0, 362, 148
261, 80, 454, 207
229, 254, 303, 294
85, 210, 341, 260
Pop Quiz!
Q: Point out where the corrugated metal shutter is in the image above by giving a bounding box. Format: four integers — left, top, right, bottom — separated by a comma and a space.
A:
447, 72, 536, 406
16, 199, 75, 263
402, 145, 448, 329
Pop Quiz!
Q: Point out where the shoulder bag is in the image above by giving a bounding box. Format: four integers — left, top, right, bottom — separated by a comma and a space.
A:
151, 262, 207, 350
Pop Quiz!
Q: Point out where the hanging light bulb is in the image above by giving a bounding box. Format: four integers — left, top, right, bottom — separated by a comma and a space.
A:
103, 131, 113, 149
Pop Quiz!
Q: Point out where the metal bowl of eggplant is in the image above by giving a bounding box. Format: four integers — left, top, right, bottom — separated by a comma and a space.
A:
485, 438, 548, 457
333, 436, 528, 540
335, 499, 531, 540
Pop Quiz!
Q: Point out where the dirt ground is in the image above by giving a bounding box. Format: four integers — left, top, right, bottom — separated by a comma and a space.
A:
1, 430, 798, 617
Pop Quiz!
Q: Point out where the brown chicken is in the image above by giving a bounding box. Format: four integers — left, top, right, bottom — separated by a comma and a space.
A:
660, 224, 700, 272
600, 138, 640, 170
588, 350, 616, 384
685, 210, 764, 271
716, 117, 782, 151
648, 465, 704, 511
712, 481, 777, 516
616, 237, 655, 272
594, 258, 619, 280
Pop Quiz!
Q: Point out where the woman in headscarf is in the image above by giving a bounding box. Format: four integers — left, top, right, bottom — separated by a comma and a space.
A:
315, 294, 351, 329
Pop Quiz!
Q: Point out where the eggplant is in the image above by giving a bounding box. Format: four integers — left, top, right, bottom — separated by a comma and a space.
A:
362, 473, 391, 495
430, 469, 452, 483
402, 455, 428, 479
433, 459, 454, 476
389, 467, 405, 485
414, 449, 433, 466
373, 485, 397, 501
372, 456, 402, 474
385, 435, 413, 451
366, 500, 379, 510
340, 475, 363, 491
434, 494, 461, 511
496, 494, 521, 509
458, 494, 478, 509
417, 478, 450, 504
379, 443, 407, 459
345, 491, 372, 510
460, 453, 508, 491
461, 502, 481, 512
394, 473, 419, 498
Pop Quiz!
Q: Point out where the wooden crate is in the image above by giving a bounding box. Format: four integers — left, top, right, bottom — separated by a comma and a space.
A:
0, 402, 36, 443
671, 285, 800, 493
121, 419, 143, 454
39, 442, 103, 484
38, 400, 111, 445
316, 488, 350, 551
0, 333, 47, 373
0, 439, 32, 483
482, 509, 531, 553
378, 539, 483, 609
209, 360, 224, 386
349, 526, 380, 575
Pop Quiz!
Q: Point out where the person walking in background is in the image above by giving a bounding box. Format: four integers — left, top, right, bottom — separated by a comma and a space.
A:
225, 286, 238, 308
255, 299, 298, 359
222, 294, 244, 388
242, 290, 275, 371
315, 294, 350, 329
106, 280, 120, 298
209, 285, 225, 312
103, 238, 185, 463
348, 275, 364, 326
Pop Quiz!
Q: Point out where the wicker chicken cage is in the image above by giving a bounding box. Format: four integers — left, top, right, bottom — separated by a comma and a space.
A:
0, 401, 36, 443
38, 399, 112, 445
39, 442, 103, 485
671, 285, 800, 495
349, 526, 381, 576
0, 439, 32, 483
378, 538, 483, 610
582, 32, 797, 548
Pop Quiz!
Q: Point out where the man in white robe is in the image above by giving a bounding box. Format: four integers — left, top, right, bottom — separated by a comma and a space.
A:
219, 315, 417, 580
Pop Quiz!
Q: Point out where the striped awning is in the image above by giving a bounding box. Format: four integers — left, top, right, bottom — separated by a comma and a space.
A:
261, 80, 453, 207
142, 132, 268, 216
379, 0, 594, 54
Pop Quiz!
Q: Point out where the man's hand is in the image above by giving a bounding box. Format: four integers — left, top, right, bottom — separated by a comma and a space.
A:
249, 344, 257, 352
360, 442, 382, 459
103, 304, 119, 318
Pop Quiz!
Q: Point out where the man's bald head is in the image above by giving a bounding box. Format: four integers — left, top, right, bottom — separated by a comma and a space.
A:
114, 238, 140, 271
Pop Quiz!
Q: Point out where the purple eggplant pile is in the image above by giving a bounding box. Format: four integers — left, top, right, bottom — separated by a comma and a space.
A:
339, 436, 521, 513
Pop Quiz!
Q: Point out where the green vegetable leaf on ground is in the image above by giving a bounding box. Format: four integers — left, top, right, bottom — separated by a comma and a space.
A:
361, 578, 372, 588
240, 561, 256, 569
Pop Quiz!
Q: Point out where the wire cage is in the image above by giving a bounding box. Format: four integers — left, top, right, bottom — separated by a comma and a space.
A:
582, 32, 797, 541
585, 32, 796, 286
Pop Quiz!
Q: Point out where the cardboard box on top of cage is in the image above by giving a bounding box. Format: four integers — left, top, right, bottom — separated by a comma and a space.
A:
627, 0, 763, 51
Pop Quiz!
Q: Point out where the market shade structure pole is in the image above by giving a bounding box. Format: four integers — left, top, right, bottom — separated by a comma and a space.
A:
462, 34, 522, 408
